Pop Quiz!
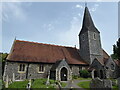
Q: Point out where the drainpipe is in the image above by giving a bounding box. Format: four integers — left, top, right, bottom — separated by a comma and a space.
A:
26, 63, 29, 79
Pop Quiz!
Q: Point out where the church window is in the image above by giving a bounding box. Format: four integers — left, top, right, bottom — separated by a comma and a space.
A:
79, 66, 82, 70
106, 67, 108, 70
93, 33, 96, 40
38, 64, 44, 73
111, 64, 115, 70
18, 64, 26, 73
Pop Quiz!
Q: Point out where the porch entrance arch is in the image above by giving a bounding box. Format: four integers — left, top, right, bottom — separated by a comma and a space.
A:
60, 67, 67, 81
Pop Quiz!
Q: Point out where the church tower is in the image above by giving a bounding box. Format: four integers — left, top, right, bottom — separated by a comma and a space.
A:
79, 6, 103, 64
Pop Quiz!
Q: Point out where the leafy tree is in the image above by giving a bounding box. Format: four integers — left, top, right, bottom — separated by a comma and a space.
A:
111, 38, 120, 60
0, 53, 8, 75
79, 70, 90, 78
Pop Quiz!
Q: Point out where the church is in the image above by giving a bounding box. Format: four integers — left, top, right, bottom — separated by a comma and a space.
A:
3, 6, 119, 82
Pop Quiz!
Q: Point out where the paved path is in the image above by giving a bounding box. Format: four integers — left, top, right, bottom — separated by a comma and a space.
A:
62, 79, 91, 90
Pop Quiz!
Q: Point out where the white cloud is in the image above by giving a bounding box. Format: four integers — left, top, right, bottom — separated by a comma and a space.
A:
75, 4, 83, 9
43, 23, 54, 31
57, 16, 82, 48
2, 2, 32, 22
90, 4, 99, 12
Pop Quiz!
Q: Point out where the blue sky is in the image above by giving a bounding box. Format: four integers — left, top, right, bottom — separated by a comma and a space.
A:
2, 2, 118, 55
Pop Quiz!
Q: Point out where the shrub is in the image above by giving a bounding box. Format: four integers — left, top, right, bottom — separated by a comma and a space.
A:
79, 70, 90, 78
72, 75, 79, 79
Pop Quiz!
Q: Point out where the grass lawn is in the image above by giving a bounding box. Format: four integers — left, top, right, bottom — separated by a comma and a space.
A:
31, 78, 55, 88
60, 82, 67, 87
77, 81, 90, 89
8, 80, 29, 88
8, 78, 56, 88
77, 77, 92, 80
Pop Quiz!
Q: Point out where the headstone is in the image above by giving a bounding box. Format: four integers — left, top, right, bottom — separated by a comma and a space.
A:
90, 77, 112, 89
46, 71, 50, 85
5, 75, 8, 88
91, 69, 95, 79
26, 79, 31, 90
12, 73, 15, 82
118, 77, 120, 90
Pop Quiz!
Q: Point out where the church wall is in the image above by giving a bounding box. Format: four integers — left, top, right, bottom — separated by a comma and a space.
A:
79, 31, 91, 64
27, 63, 52, 79
3, 61, 53, 81
88, 31, 103, 64
71, 65, 80, 76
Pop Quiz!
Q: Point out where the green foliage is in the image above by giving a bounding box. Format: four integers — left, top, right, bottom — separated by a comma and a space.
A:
72, 75, 79, 79
80, 70, 90, 78
112, 38, 120, 60
0, 53, 8, 75
8, 80, 29, 88
31, 78, 55, 88
77, 81, 90, 89
60, 82, 67, 87
8, 79, 56, 88
0, 80, 2, 89
77, 77, 92, 80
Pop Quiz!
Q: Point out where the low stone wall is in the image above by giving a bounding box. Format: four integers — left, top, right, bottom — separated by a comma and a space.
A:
90, 78, 112, 89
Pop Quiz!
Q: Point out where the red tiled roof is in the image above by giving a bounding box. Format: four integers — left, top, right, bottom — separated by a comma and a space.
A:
102, 49, 110, 59
7, 40, 88, 65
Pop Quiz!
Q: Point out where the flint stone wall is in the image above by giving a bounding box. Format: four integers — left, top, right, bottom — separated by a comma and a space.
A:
118, 77, 120, 90
90, 78, 112, 89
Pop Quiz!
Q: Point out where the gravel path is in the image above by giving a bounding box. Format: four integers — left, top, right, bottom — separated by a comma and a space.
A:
62, 79, 91, 90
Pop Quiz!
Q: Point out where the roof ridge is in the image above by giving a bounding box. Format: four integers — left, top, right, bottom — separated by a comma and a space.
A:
16, 40, 77, 49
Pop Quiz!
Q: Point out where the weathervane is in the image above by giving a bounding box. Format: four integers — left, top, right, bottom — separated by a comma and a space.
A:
85, 1, 87, 7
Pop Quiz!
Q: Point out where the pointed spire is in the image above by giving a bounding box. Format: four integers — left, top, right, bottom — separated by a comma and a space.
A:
83, 6, 95, 28
14, 36, 16, 41
79, 5, 99, 35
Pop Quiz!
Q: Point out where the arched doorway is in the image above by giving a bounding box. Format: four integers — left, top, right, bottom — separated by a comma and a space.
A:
61, 67, 67, 81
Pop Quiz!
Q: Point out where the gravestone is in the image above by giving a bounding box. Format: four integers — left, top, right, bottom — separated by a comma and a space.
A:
90, 77, 112, 89
46, 71, 50, 85
12, 73, 15, 82
118, 77, 120, 90
5, 75, 8, 88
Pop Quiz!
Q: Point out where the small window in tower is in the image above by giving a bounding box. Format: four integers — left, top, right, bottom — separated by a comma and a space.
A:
111, 64, 115, 70
82, 34, 85, 41
93, 33, 96, 40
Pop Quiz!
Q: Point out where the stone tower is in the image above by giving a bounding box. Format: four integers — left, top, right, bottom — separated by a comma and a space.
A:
79, 6, 103, 64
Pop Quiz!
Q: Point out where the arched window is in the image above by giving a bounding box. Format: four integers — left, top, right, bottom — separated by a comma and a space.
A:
82, 34, 85, 41
111, 64, 115, 70
93, 33, 96, 40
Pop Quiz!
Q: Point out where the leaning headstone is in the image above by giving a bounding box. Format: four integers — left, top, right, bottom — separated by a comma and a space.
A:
26, 80, 31, 90
118, 77, 120, 90
90, 77, 112, 89
46, 71, 50, 85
